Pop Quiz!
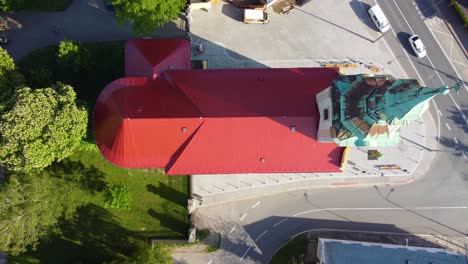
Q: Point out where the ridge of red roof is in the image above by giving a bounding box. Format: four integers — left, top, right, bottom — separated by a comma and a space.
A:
94, 39, 344, 175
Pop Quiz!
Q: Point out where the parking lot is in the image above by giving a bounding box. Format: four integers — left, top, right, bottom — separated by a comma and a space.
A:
190, 0, 406, 77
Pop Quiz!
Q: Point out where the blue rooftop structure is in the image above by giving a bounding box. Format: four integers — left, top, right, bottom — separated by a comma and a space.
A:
318, 239, 467, 264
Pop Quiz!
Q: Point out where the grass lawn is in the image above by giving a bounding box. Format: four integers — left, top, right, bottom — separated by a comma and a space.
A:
9, 40, 190, 263
10, 0, 73, 11
270, 234, 308, 264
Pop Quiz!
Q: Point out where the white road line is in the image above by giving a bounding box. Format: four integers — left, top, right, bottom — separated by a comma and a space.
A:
451, 59, 468, 67
208, 260, 212, 264
445, 122, 452, 131
273, 218, 289, 227
255, 230, 268, 242
453, 137, 459, 144
240, 213, 248, 222
438, 110, 443, 117
432, 101, 441, 143
230, 226, 237, 233
425, 0, 468, 92
251, 201, 261, 209
463, 152, 467, 159
240, 246, 252, 261
293, 206, 467, 217
393, 0, 468, 114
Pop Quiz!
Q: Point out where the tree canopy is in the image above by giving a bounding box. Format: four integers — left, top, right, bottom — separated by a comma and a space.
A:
0, 47, 22, 114
0, 173, 87, 255
111, 0, 186, 35
0, 83, 87, 173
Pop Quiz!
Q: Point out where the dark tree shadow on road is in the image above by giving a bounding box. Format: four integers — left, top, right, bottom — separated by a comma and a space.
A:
446, 104, 468, 134
439, 136, 467, 158
349, 0, 376, 31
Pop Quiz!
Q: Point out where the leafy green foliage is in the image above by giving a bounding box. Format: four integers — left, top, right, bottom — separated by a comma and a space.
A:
58, 40, 90, 72
0, 83, 87, 173
451, 0, 468, 27
0, 47, 15, 74
0, 47, 19, 113
0, 0, 72, 11
111, 0, 186, 35
104, 184, 132, 209
196, 229, 210, 241
0, 174, 87, 255
139, 243, 173, 264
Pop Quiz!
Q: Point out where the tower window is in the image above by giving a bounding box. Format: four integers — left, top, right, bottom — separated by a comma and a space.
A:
323, 108, 330, 120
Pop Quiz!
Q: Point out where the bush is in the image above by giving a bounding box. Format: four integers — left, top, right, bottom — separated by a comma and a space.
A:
104, 183, 132, 209
451, 0, 468, 27
196, 229, 210, 241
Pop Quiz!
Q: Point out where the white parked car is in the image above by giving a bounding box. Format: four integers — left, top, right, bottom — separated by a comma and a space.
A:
408, 35, 427, 58
368, 4, 390, 33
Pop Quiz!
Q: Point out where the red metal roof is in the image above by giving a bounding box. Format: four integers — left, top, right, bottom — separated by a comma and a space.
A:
94, 39, 344, 175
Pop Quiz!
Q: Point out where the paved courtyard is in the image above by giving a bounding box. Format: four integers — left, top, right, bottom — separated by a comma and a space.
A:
190, 0, 406, 77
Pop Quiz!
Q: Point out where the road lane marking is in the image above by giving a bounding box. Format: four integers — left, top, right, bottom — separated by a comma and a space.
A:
240, 213, 248, 222
230, 226, 237, 233
445, 122, 451, 131
208, 260, 212, 264
240, 246, 252, 261
463, 152, 467, 159
293, 206, 467, 217
424, 0, 468, 93
432, 101, 441, 143
438, 110, 443, 117
251, 201, 261, 209
392, 0, 468, 120
273, 218, 289, 227
453, 137, 459, 144
255, 230, 268, 242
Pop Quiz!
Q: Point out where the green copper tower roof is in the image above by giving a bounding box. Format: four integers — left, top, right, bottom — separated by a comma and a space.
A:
331, 74, 460, 147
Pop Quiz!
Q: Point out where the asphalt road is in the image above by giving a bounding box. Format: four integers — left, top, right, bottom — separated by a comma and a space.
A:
196, 0, 468, 263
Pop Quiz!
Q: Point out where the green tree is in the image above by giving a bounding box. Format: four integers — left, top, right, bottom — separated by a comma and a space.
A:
128, 243, 172, 264
0, 0, 13, 12
0, 174, 87, 255
0, 47, 21, 114
57, 40, 90, 72
0, 47, 14, 74
111, 0, 186, 35
0, 83, 87, 173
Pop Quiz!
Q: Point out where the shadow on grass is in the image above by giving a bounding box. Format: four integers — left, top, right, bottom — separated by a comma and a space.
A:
146, 182, 188, 206
13, 204, 148, 264
148, 208, 189, 238
50, 159, 107, 194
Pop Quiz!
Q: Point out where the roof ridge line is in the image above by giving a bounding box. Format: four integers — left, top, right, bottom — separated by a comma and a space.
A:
163, 71, 205, 117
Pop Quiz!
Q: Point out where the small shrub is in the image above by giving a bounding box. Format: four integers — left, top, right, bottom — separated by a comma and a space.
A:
196, 229, 210, 241
104, 183, 132, 209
